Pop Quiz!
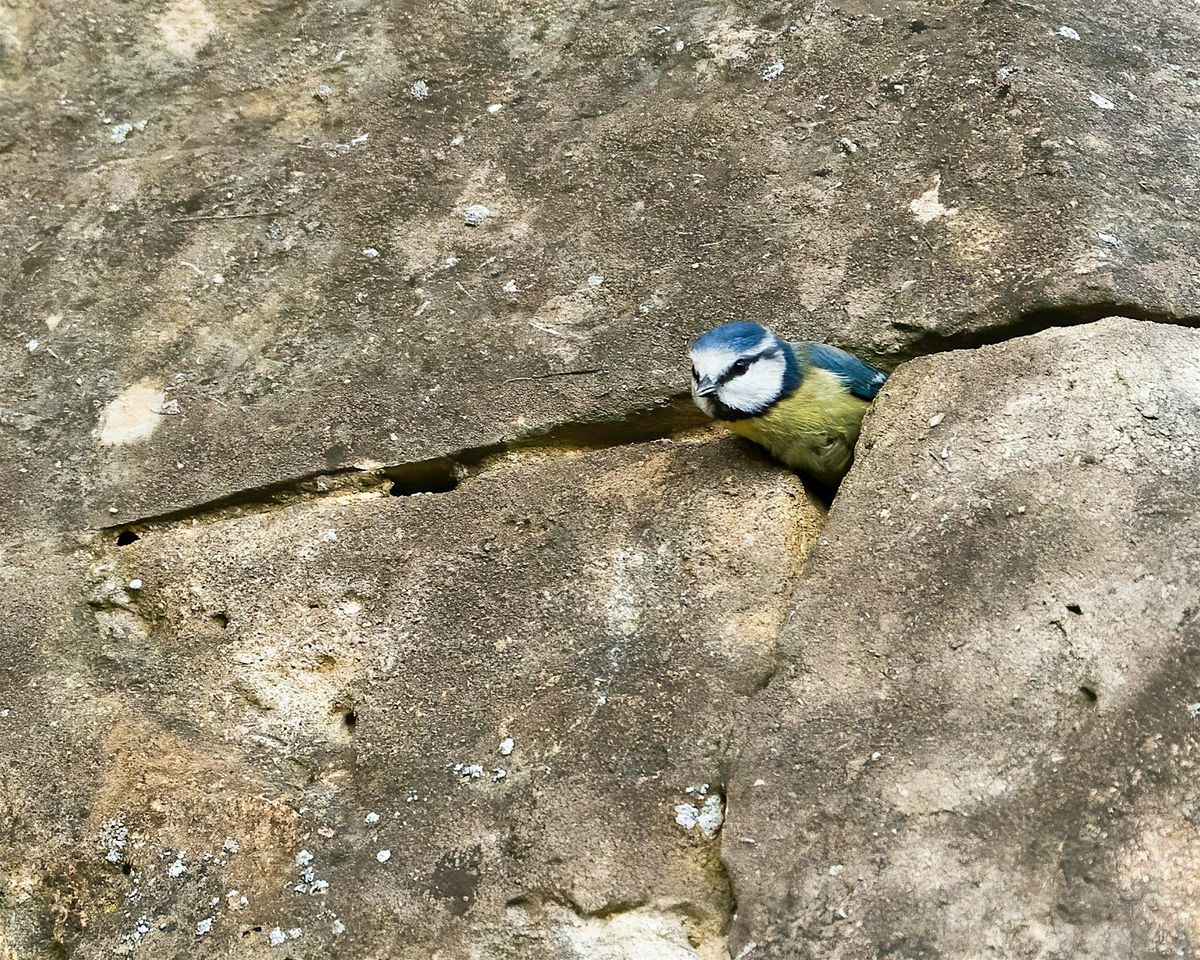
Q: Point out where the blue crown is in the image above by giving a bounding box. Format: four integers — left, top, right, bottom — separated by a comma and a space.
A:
691, 321, 773, 354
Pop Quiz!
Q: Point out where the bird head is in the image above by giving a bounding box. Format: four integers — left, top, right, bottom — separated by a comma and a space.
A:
688, 321, 798, 420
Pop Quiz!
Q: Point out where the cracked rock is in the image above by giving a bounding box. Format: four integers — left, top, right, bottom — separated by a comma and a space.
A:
727, 318, 1200, 959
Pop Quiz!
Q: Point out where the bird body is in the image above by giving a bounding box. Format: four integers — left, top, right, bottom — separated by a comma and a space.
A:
688, 322, 888, 486
721, 360, 871, 485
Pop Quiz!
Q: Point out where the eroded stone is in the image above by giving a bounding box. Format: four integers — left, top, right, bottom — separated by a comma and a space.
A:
0, 437, 822, 958
727, 318, 1200, 958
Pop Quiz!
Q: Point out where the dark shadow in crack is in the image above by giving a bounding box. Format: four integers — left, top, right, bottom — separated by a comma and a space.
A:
888, 301, 1199, 361
102, 305, 1198, 539
101, 395, 709, 537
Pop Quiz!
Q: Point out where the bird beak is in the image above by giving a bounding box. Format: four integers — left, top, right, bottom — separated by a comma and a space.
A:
694, 376, 718, 397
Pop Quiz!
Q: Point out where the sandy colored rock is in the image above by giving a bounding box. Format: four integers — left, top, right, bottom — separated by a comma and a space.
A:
3, 0, 1200, 956
726, 317, 1200, 958
0, 437, 823, 958
3, 0, 1200, 538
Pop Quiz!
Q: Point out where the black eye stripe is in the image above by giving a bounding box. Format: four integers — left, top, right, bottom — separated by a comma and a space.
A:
717, 348, 780, 385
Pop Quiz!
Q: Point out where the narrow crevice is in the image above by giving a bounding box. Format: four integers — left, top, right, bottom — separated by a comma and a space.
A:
887, 302, 1199, 362
101, 395, 706, 537
98, 303, 1194, 540
386, 457, 460, 497
102, 465, 377, 535
714, 748, 739, 928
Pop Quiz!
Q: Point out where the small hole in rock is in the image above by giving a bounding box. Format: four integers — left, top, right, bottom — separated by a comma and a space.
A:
910, 18, 928, 31
121, 862, 132, 876
116, 530, 140, 546
338, 706, 358, 735
212, 612, 229, 629
1078, 685, 1098, 705
389, 475, 458, 497
1066, 603, 1082, 615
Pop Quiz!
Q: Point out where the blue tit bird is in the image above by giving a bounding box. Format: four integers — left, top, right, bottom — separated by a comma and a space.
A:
688, 321, 888, 487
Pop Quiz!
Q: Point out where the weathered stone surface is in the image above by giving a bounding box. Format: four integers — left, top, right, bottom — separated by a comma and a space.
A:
727, 317, 1200, 958
0, 437, 823, 958
4, 0, 1200, 955
3, 0, 1200, 538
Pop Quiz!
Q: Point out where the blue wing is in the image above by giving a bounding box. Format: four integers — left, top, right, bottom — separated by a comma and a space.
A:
804, 343, 888, 401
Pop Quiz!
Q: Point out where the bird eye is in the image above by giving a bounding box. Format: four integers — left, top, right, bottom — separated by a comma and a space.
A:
730, 358, 751, 376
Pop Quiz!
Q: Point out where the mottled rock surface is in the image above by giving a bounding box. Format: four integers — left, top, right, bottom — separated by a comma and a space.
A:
0, 437, 823, 958
3, 0, 1200, 538
728, 317, 1200, 959
2, 0, 1200, 957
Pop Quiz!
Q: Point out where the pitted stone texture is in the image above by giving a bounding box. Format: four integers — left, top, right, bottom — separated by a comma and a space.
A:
3, 0, 1200, 536
726, 318, 1200, 959
0, 437, 823, 959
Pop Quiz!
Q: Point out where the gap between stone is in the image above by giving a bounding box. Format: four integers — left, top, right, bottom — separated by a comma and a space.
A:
102, 304, 1196, 542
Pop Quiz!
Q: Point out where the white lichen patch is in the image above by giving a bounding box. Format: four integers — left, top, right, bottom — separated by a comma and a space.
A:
674, 795, 724, 839
909, 176, 959, 224
99, 817, 129, 863
762, 60, 785, 81
463, 203, 492, 226
98, 381, 167, 446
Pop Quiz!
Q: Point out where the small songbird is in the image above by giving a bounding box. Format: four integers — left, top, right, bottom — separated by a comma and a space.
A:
688, 321, 888, 487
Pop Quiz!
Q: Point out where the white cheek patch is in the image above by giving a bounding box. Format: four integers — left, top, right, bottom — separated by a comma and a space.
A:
719, 355, 786, 413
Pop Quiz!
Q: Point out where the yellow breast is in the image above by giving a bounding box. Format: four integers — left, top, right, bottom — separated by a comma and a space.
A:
719, 369, 870, 485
